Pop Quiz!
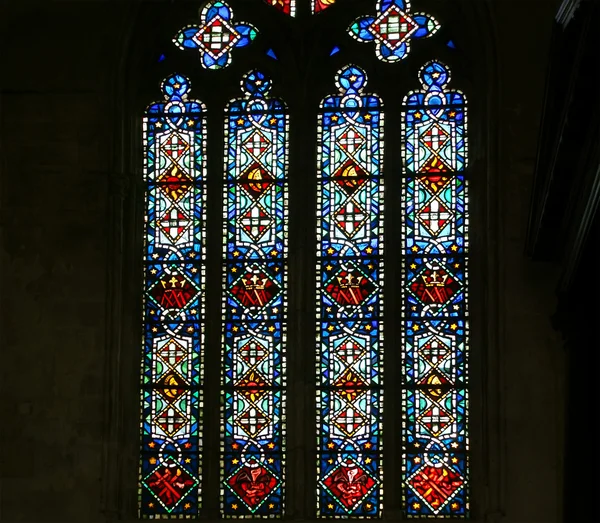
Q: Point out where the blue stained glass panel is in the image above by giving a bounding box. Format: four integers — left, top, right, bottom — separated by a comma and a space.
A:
401, 61, 469, 517
221, 70, 288, 517
316, 65, 384, 517
139, 73, 206, 517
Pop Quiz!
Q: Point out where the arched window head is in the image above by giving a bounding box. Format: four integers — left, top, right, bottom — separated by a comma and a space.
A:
137, 2, 471, 519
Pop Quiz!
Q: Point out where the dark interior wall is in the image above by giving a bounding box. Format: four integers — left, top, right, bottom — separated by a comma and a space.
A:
0, 0, 564, 521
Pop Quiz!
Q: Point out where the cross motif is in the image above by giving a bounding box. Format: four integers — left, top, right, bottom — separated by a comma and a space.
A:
335, 201, 367, 237
238, 407, 269, 436
421, 123, 450, 153
156, 407, 188, 436
244, 131, 270, 161
348, 0, 440, 63
418, 404, 453, 436
173, 1, 258, 70
160, 206, 191, 242
240, 205, 273, 241
334, 406, 366, 436
417, 198, 452, 235
161, 133, 189, 161
337, 339, 365, 365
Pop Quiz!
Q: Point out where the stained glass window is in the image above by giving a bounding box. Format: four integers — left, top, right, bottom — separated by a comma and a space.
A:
349, 0, 440, 62
316, 65, 384, 517
265, 0, 297, 16
401, 61, 469, 517
313, 0, 337, 13
139, 74, 206, 517
174, 0, 257, 70
221, 70, 288, 517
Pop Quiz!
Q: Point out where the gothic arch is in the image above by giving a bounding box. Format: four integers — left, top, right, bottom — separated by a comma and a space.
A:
101, 1, 503, 520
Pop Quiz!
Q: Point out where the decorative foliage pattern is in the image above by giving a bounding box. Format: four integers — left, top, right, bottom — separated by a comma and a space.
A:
316, 65, 384, 517
174, 1, 257, 70
348, 0, 439, 63
401, 61, 469, 517
265, 0, 296, 16
139, 74, 206, 517
222, 70, 288, 517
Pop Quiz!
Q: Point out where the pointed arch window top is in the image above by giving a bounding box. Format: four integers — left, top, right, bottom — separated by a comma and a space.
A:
173, 1, 257, 70
348, 0, 439, 62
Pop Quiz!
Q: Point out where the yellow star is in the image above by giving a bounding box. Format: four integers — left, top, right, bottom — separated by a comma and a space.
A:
412, 324, 419, 331
365, 325, 372, 331
187, 119, 195, 127
148, 502, 154, 508
365, 458, 372, 464
191, 267, 198, 273
237, 118, 244, 125
411, 245, 419, 252
232, 458, 239, 465
431, 72, 440, 79
326, 265, 333, 271
413, 502, 421, 510
413, 456, 421, 463
366, 503, 372, 509
150, 268, 157, 275
451, 457, 458, 464
365, 247, 373, 254
414, 442, 420, 448
331, 115, 339, 122
190, 309, 197, 314
268, 326, 275, 332
173, 83, 181, 89
148, 442, 156, 448
268, 442, 275, 448
368, 264, 373, 269
326, 307, 332, 312
364, 442, 372, 449
451, 442, 459, 448
151, 327, 158, 333
270, 250, 278, 256
451, 245, 458, 252
328, 503, 334, 509
189, 252, 196, 258
155, 122, 162, 128
184, 502, 191, 509
410, 263, 417, 269
327, 247, 335, 254
454, 263, 460, 268
269, 503, 275, 509
187, 326, 194, 333
269, 118, 277, 125
414, 112, 422, 119
451, 502, 459, 510
232, 503, 238, 510
328, 325, 334, 331
274, 266, 279, 271
328, 459, 334, 464
449, 111, 456, 118
233, 251, 240, 257
364, 114, 372, 120
327, 442, 335, 448
232, 326, 239, 332
272, 307, 279, 313
231, 267, 237, 273
450, 323, 458, 330
149, 457, 157, 464
268, 458, 274, 463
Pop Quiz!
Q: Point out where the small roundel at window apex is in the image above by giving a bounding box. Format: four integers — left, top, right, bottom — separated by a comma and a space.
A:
241, 70, 273, 97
